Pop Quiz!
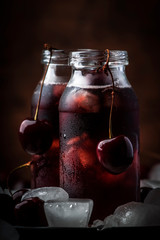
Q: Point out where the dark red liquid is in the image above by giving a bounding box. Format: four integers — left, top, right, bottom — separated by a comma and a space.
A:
30, 83, 67, 188
59, 86, 140, 221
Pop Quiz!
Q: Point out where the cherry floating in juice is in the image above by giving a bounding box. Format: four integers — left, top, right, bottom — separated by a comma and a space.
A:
59, 49, 140, 221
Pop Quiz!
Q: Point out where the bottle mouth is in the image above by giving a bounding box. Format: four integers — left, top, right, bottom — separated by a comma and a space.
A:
109, 50, 129, 65
42, 49, 68, 64
69, 49, 129, 68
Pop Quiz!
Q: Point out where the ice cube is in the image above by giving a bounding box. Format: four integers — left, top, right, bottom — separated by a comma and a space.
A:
140, 179, 160, 189
77, 90, 100, 112
140, 164, 160, 189
44, 198, 93, 227
0, 187, 12, 196
21, 187, 69, 202
103, 201, 160, 227
66, 88, 100, 112
149, 163, 160, 181
144, 188, 160, 206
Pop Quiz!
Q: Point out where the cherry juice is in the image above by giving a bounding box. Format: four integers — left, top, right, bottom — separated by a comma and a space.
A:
59, 84, 140, 221
31, 84, 67, 187
30, 50, 70, 188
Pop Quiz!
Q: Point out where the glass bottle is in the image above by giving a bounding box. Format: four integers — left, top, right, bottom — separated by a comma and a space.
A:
30, 48, 71, 188
59, 49, 140, 221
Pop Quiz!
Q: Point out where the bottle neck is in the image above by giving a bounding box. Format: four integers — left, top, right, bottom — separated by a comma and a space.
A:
68, 49, 130, 89
42, 49, 68, 64
109, 65, 130, 88
69, 49, 129, 69
43, 64, 71, 84
41, 49, 71, 84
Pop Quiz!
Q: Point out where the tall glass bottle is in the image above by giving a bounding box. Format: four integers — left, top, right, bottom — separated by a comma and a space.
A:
30, 48, 70, 188
59, 49, 140, 221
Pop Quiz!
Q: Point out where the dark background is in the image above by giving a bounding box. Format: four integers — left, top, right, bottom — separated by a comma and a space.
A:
1, 0, 160, 187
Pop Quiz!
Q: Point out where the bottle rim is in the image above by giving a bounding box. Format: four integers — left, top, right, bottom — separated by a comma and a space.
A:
41, 49, 68, 64
69, 49, 129, 67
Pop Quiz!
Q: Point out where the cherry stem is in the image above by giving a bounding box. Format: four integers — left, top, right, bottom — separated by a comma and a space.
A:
102, 49, 110, 71
103, 49, 115, 139
108, 90, 114, 139
7, 161, 31, 196
34, 45, 52, 121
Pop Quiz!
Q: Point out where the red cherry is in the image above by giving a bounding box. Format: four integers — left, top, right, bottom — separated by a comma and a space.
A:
97, 135, 134, 174
0, 193, 14, 224
14, 197, 48, 226
19, 118, 54, 155
12, 188, 29, 206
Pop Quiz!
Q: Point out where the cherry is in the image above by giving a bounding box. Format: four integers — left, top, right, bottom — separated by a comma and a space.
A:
19, 118, 54, 155
14, 197, 48, 226
12, 188, 29, 206
0, 193, 15, 224
97, 135, 134, 174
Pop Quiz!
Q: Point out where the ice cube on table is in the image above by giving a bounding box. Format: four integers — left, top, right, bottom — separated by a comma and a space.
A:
44, 198, 93, 228
140, 179, 160, 189
144, 188, 160, 206
103, 201, 160, 228
21, 187, 69, 202
148, 163, 160, 181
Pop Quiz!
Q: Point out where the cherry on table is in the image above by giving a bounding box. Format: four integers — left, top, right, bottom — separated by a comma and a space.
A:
19, 118, 54, 155
96, 135, 134, 174
14, 197, 48, 226
12, 188, 29, 206
0, 193, 14, 224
